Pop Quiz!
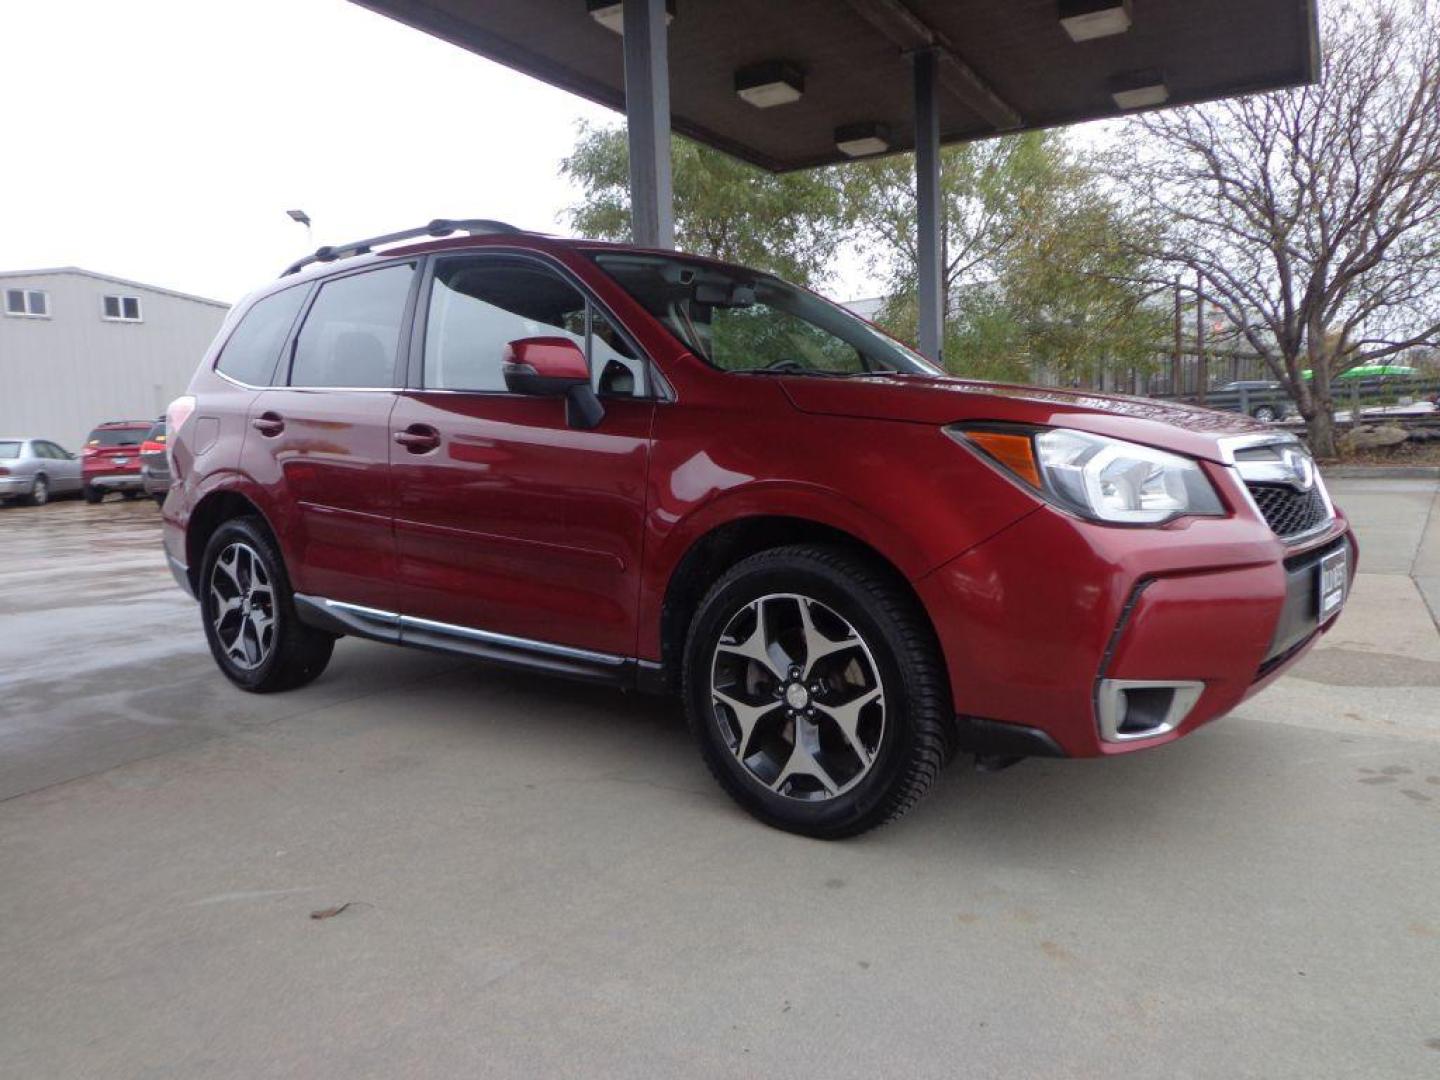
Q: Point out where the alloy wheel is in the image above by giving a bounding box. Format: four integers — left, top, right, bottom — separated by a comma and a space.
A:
32, 477, 48, 505
710, 593, 886, 801
210, 542, 276, 670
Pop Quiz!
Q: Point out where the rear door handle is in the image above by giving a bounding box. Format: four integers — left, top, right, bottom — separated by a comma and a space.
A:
251, 412, 284, 436
394, 425, 441, 453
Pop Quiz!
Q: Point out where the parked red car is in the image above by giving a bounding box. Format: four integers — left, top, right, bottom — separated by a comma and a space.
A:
82, 420, 152, 502
162, 220, 1355, 837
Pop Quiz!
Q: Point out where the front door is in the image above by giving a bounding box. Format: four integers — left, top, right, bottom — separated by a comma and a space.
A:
389, 253, 654, 658
241, 261, 418, 613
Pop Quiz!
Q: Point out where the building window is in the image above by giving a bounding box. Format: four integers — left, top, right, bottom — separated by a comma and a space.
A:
4, 288, 49, 317
102, 295, 143, 322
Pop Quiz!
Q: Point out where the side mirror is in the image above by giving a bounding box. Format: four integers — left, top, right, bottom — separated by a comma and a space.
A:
502, 337, 605, 429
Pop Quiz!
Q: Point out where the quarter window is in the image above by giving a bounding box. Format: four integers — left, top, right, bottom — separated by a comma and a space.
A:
423, 257, 645, 396
289, 264, 415, 388
103, 295, 143, 321
216, 285, 310, 387
4, 288, 48, 317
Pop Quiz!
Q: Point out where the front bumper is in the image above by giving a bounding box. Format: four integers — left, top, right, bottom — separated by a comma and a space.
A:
916, 497, 1355, 759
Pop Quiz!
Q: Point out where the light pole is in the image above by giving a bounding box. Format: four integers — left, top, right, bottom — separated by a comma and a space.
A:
286, 209, 313, 248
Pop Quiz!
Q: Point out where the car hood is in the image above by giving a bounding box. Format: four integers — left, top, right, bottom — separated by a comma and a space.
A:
779, 373, 1274, 464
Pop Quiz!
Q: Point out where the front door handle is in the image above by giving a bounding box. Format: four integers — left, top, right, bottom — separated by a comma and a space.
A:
251, 412, 284, 437
394, 425, 441, 454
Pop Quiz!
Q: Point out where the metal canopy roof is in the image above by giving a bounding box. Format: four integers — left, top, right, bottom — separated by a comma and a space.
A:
354, 0, 1319, 172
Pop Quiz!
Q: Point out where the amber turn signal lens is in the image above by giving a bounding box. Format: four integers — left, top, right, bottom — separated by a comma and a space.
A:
964, 431, 1043, 489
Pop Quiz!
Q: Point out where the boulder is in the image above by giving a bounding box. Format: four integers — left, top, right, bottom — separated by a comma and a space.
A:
1341, 423, 1410, 451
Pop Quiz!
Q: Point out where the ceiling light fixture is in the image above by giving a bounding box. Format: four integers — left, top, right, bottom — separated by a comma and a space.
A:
587, 1, 675, 35
734, 60, 805, 108
834, 122, 890, 157
1109, 70, 1168, 109
1058, 0, 1132, 42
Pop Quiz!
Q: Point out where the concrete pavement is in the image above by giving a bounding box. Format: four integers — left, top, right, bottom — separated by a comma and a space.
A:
2, 482, 1438, 1079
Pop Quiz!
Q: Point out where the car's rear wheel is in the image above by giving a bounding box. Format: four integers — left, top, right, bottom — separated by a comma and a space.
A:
1252, 405, 1278, 422
26, 475, 48, 506
82, 486, 102, 504
199, 517, 335, 693
683, 545, 952, 839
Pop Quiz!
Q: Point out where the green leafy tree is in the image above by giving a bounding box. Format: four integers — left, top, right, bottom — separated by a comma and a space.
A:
844, 131, 1163, 382
560, 121, 852, 287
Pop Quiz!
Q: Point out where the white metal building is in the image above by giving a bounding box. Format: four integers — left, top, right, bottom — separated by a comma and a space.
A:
0, 268, 229, 449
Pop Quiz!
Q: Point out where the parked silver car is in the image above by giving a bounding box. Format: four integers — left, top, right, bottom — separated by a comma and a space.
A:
0, 438, 84, 506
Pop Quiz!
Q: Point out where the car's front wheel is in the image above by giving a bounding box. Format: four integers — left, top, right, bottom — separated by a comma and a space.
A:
1252, 405, 1279, 422
199, 517, 335, 693
683, 545, 952, 839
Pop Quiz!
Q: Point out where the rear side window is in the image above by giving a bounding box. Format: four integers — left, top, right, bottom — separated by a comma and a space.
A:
289, 264, 415, 388
216, 285, 310, 387
0, 441, 19, 459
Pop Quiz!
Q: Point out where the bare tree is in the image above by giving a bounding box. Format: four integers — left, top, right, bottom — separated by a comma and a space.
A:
1116, 0, 1440, 456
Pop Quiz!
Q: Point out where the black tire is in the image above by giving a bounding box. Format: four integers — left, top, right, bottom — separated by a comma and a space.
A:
153, 493, 167, 507
1252, 405, 1278, 422
199, 516, 335, 693
123, 490, 140, 500
682, 544, 952, 839
25, 474, 49, 506
83, 486, 103, 504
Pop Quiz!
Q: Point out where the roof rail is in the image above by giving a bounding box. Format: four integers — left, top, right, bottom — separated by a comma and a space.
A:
280, 218, 523, 276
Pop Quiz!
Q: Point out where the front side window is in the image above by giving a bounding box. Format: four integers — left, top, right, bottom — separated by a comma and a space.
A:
103, 295, 143, 321
423, 256, 645, 396
216, 284, 310, 387
290, 264, 415, 388
590, 253, 940, 377
5, 288, 48, 317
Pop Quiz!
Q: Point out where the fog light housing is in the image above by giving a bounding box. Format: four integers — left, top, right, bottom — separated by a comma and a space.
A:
1096, 679, 1204, 742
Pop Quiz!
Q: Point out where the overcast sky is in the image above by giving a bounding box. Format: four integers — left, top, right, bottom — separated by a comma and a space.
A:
0, 0, 654, 305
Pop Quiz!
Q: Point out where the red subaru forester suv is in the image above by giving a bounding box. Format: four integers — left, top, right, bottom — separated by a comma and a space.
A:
163, 219, 1354, 837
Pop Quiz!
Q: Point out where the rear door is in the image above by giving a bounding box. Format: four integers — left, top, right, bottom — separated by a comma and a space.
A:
36, 441, 82, 491
389, 252, 655, 658
239, 261, 419, 612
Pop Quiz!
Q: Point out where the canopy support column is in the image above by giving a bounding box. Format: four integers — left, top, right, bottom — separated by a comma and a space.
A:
913, 47, 944, 366
623, 0, 674, 249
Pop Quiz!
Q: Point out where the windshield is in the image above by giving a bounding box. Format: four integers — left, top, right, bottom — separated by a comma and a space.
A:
0, 441, 20, 459
590, 253, 940, 377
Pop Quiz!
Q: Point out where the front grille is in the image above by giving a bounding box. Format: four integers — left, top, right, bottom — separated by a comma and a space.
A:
1247, 483, 1329, 538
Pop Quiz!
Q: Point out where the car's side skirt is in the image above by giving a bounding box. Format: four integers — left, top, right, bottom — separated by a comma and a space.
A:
292, 594, 664, 689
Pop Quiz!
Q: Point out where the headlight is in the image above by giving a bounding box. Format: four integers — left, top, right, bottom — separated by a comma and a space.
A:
948, 425, 1224, 525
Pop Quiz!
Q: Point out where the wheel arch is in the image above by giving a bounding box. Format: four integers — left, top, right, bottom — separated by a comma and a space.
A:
652, 513, 947, 700
185, 487, 279, 594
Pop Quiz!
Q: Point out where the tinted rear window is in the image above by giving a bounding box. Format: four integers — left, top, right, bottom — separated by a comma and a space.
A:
216, 285, 310, 387
0, 441, 20, 459
87, 428, 146, 447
